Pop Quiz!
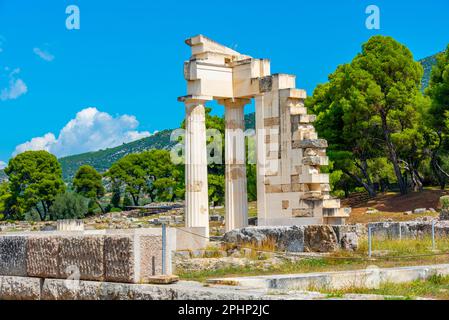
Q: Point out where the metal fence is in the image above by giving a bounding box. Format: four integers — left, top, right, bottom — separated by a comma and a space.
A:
367, 221, 441, 258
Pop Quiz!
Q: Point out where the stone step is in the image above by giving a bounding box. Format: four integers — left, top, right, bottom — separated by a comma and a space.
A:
207, 264, 449, 291
280, 88, 307, 99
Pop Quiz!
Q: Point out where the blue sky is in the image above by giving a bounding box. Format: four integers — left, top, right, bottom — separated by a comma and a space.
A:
0, 0, 448, 167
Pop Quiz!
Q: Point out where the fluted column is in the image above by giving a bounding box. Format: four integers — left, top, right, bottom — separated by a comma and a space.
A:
221, 98, 250, 232
184, 99, 209, 236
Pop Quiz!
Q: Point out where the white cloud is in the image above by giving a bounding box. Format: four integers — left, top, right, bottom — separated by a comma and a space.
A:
13, 133, 57, 155
0, 68, 28, 101
33, 47, 55, 62
14, 107, 152, 158
0, 161, 6, 170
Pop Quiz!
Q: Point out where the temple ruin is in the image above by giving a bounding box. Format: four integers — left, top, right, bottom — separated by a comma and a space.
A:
178, 35, 350, 234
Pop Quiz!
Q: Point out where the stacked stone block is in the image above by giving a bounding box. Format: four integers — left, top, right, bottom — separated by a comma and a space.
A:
256, 75, 348, 226
0, 231, 166, 284
59, 236, 104, 281
103, 234, 161, 283
26, 236, 60, 278
0, 236, 27, 276
223, 225, 361, 253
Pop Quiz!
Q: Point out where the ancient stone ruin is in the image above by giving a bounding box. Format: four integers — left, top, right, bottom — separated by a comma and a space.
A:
179, 35, 350, 233
0, 36, 357, 301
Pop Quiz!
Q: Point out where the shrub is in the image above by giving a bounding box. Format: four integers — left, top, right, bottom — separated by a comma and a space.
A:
110, 207, 122, 213
440, 196, 449, 210
332, 190, 346, 198
49, 192, 88, 220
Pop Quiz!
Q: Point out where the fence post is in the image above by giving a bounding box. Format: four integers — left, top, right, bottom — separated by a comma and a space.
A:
162, 222, 167, 275
432, 220, 436, 251
398, 222, 402, 241
368, 226, 372, 258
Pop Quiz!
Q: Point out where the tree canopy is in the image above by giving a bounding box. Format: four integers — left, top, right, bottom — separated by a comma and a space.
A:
4, 151, 66, 220
307, 35, 426, 195
73, 165, 106, 213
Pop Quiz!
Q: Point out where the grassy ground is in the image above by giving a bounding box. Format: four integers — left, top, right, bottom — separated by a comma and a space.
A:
178, 254, 449, 283
358, 236, 449, 256
317, 274, 449, 300
178, 237, 449, 282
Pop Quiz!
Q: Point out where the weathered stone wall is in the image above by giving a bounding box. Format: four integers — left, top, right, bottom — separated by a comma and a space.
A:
223, 221, 449, 253
0, 276, 42, 300
223, 225, 362, 252
0, 275, 318, 300
27, 236, 61, 278
139, 235, 163, 282
368, 221, 449, 239
0, 230, 169, 284
59, 236, 104, 281
0, 236, 27, 277
104, 235, 135, 283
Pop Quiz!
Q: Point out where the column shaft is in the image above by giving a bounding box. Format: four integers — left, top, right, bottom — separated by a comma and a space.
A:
185, 100, 209, 235
224, 99, 249, 231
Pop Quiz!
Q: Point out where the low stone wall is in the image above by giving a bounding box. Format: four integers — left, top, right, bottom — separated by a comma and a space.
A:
224, 221, 449, 253
0, 229, 173, 283
223, 225, 363, 252
368, 221, 449, 239
0, 275, 308, 300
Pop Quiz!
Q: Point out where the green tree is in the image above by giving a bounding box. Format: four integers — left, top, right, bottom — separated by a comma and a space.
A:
110, 180, 122, 208
73, 165, 105, 213
106, 150, 181, 205
49, 192, 88, 220
4, 151, 66, 220
208, 174, 225, 206
123, 193, 132, 208
426, 45, 449, 188
0, 182, 12, 219
106, 153, 146, 206
352, 36, 424, 195
308, 36, 424, 195
140, 150, 179, 202
246, 164, 257, 201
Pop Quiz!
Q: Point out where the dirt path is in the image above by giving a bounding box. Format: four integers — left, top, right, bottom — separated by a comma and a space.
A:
342, 189, 449, 224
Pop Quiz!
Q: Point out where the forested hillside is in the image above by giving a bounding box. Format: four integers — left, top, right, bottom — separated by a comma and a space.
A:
419, 53, 439, 90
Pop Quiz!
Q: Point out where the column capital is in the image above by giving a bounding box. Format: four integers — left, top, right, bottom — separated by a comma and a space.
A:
217, 98, 251, 108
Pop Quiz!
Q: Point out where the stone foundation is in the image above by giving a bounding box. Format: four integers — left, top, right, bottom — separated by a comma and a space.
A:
223, 225, 362, 252
0, 229, 173, 284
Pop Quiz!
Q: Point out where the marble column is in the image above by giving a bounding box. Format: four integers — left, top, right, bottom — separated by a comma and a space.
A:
184, 99, 209, 236
221, 98, 251, 232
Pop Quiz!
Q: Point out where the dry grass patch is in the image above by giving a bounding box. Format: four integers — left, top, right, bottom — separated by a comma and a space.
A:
316, 274, 449, 300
